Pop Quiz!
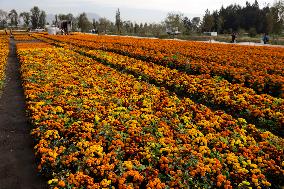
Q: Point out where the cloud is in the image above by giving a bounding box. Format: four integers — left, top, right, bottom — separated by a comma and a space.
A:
85, 0, 273, 13
0, 0, 274, 22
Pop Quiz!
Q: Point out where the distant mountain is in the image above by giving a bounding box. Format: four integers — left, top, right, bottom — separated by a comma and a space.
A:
46, 14, 55, 25
86, 12, 100, 22
45, 12, 100, 25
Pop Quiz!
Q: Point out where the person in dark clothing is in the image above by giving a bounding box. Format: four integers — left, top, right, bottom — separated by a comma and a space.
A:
263, 33, 269, 44
9, 29, 14, 38
231, 32, 236, 43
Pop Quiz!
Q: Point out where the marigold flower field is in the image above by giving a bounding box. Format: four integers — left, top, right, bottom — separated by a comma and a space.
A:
32, 34, 284, 98
9, 33, 284, 188
13, 34, 35, 41
0, 35, 9, 91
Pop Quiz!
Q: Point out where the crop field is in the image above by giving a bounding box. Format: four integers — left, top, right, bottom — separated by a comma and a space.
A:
0, 35, 9, 91
2, 33, 284, 188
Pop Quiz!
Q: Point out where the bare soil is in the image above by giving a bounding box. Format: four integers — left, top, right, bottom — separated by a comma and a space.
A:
0, 39, 48, 189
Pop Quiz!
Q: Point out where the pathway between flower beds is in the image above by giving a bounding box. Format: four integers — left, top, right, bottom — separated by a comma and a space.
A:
0, 39, 47, 189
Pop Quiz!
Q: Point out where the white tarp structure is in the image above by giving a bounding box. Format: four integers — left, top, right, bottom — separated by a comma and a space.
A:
210, 32, 218, 36
47, 26, 60, 35
203, 32, 218, 36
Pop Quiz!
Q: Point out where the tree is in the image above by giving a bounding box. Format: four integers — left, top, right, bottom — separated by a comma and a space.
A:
109, 22, 116, 33
8, 9, 18, 27
241, 1, 261, 32
115, 8, 122, 34
92, 19, 98, 31
56, 13, 77, 30
58, 13, 74, 21
130, 22, 134, 33
201, 1, 274, 34
58, 14, 67, 21
260, 6, 273, 34
98, 17, 111, 33
151, 23, 165, 37
39, 11, 46, 28
183, 16, 192, 34
212, 10, 223, 33
20, 12, 30, 27
191, 17, 200, 32
30, 6, 41, 29
276, 0, 284, 21
271, 0, 284, 34
201, 9, 214, 32
134, 23, 139, 34
77, 12, 92, 32
53, 14, 58, 26
71, 17, 79, 32
143, 23, 148, 35
221, 4, 242, 32
0, 10, 8, 28
164, 12, 185, 33
123, 20, 132, 34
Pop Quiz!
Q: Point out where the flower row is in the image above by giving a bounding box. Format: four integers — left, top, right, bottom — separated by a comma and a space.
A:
34, 34, 284, 98
0, 35, 9, 92
28, 36, 284, 134
73, 47, 284, 134
17, 46, 284, 188
68, 34, 284, 77
17, 42, 53, 49
14, 34, 35, 41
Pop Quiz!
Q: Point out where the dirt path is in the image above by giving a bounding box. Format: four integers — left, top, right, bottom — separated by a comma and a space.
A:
0, 39, 48, 189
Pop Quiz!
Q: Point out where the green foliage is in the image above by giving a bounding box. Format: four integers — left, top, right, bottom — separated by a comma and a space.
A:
20, 12, 30, 27
248, 27, 257, 37
115, 8, 122, 34
38, 10, 46, 28
77, 12, 92, 32
8, 9, 18, 27
30, 6, 40, 29
204, 0, 284, 34
201, 9, 215, 32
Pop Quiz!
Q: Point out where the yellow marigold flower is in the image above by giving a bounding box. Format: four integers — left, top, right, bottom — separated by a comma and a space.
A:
257, 157, 262, 163
241, 180, 250, 186
100, 179, 111, 187
250, 164, 258, 169
48, 178, 58, 185
95, 115, 100, 122
123, 161, 133, 170
54, 106, 64, 113
36, 101, 45, 106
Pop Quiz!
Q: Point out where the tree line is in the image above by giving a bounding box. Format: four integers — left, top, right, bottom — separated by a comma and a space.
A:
0, 7, 46, 29
201, 0, 284, 35
0, 0, 283, 37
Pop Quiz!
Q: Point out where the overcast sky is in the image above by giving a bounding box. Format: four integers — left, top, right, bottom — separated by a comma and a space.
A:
0, 0, 275, 22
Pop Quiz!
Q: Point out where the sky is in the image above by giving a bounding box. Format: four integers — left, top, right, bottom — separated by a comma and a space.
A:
0, 0, 275, 23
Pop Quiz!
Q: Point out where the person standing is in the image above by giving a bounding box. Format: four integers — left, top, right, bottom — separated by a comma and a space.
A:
263, 33, 269, 44
9, 29, 14, 38
231, 32, 237, 43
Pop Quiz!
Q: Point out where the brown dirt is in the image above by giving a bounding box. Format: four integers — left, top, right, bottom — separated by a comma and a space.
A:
0, 38, 48, 189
